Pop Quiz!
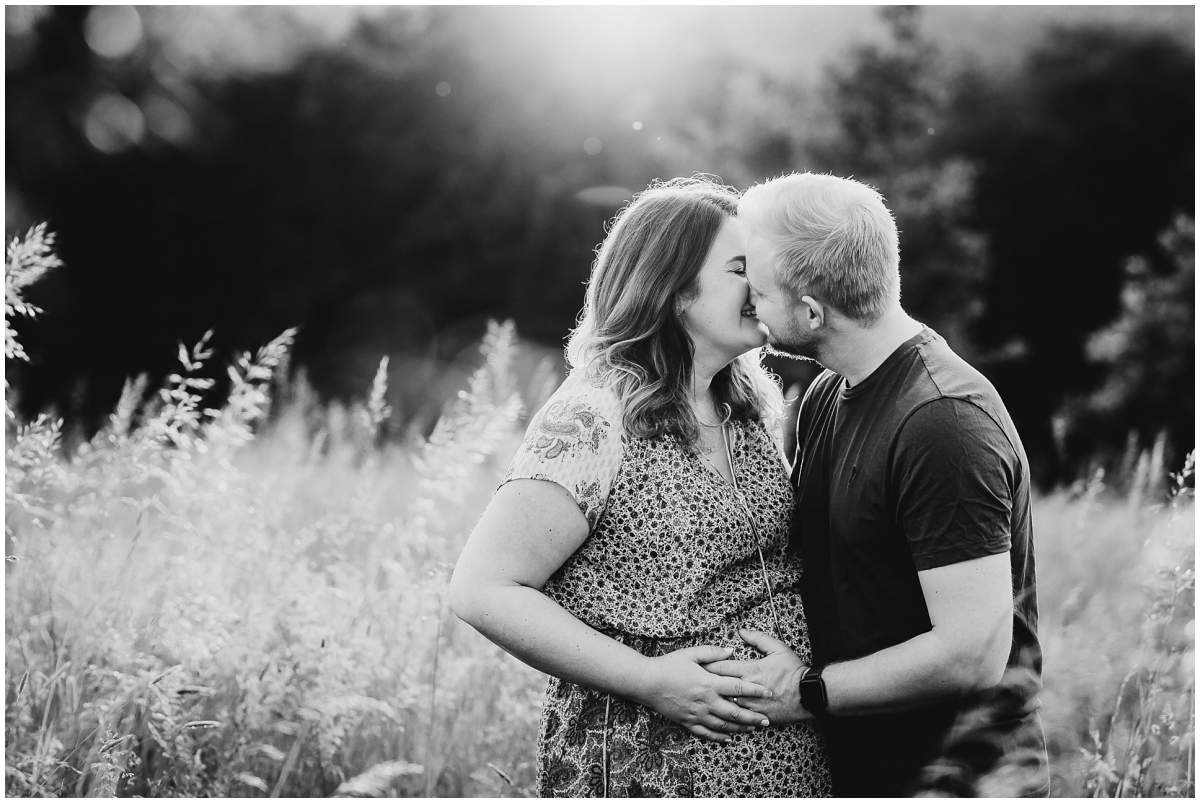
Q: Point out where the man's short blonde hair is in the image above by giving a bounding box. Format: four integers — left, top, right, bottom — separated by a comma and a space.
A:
739, 172, 901, 322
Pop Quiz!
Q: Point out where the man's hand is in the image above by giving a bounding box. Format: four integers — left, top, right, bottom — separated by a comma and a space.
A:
704, 629, 814, 725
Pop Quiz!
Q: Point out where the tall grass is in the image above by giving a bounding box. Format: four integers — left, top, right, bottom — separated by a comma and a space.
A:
5, 227, 1195, 796
6, 226, 544, 797
1037, 448, 1194, 796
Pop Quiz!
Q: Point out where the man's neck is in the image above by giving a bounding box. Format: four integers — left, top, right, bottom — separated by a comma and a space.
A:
820, 309, 924, 388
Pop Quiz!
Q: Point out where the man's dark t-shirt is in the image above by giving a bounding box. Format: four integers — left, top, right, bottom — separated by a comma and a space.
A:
791, 328, 1044, 796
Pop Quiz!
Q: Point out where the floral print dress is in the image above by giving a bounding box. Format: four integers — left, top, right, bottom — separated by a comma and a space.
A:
503, 369, 831, 798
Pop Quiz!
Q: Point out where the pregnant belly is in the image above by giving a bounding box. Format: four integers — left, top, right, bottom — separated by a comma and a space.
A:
691, 590, 815, 665
539, 589, 829, 797
585, 588, 814, 666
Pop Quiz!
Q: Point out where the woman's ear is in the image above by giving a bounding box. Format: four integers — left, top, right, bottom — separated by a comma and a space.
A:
799, 295, 825, 331
675, 290, 696, 319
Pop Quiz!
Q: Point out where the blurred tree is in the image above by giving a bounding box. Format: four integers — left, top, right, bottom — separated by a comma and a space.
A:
6, 7, 644, 430
652, 53, 816, 189
1058, 216, 1194, 471
952, 24, 1194, 482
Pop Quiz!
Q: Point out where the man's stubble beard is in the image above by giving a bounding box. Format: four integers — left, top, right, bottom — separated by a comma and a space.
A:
763, 323, 822, 363
764, 341, 822, 365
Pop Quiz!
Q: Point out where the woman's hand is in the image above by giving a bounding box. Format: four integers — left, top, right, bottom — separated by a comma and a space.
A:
635, 645, 775, 743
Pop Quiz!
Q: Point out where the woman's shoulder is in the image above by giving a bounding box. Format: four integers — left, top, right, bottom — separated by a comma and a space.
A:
522, 368, 626, 460
506, 369, 626, 529
553, 367, 624, 411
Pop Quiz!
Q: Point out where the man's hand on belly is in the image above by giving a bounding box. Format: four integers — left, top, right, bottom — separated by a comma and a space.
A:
704, 629, 813, 726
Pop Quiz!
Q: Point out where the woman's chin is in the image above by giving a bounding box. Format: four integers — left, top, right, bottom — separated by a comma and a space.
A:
746, 320, 770, 347
738, 332, 769, 354
717, 322, 769, 360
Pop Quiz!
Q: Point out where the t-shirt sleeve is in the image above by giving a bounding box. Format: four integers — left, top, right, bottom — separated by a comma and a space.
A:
501, 378, 624, 531
893, 397, 1019, 571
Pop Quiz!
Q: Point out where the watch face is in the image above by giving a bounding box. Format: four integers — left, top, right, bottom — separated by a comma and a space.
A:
800, 673, 828, 714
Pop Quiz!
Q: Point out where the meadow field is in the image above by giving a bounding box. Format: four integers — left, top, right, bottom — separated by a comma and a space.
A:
5, 233, 1194, 797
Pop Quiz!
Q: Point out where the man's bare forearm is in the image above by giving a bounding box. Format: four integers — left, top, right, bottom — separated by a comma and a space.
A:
822, 627, 1004, 717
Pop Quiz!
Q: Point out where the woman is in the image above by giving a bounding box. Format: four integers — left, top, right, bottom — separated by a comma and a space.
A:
449, 177, 830, 797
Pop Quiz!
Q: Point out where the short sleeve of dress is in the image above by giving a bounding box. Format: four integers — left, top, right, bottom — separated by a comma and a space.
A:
501, 371, 624, 531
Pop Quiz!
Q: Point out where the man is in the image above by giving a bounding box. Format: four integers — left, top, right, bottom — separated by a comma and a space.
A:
710, 173, 1047, 796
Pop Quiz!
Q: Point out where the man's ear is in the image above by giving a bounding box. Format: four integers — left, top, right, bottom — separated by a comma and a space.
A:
799, 295, 825, 331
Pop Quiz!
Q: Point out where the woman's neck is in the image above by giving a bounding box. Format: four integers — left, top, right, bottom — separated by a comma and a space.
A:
688, 360, 722, 420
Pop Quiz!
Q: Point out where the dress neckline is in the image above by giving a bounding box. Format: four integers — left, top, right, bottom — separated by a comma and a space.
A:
692, 421, 742, 488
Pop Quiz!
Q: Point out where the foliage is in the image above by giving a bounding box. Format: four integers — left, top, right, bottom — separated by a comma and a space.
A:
5, 6, 620, 430
951, 23, 1194, 482
1043, 454, 1195, 797
6, 230, 540, 797
1056, 216, 1194, 472
4, 223, 62, 371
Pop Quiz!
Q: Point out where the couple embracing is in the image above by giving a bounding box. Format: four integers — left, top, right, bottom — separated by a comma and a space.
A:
451, 173, 1048, 797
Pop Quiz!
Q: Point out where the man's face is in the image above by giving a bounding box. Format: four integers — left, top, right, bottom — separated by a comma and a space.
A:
744, 233, 819, 359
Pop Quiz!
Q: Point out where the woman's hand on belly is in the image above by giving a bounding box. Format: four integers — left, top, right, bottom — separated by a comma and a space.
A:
632, 645, 775, 742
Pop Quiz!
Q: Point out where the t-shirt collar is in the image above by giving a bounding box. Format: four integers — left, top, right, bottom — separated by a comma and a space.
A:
840, 327, 936, 400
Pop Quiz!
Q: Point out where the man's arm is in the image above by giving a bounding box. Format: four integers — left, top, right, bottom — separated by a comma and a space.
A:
713, 554, 1011, 722
710, 398, 1019, 722
820, 552, 1012, 714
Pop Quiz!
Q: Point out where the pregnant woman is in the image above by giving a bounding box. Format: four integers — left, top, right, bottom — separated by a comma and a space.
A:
449, 177, 830, 797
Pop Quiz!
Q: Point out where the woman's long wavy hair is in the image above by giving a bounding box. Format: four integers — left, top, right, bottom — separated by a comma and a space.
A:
566, 176, 784, 447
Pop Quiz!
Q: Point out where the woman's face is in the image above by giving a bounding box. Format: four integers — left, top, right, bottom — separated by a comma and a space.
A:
679, 216, 769, 364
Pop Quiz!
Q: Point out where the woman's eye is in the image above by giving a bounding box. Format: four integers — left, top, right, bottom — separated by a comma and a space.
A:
730, 263, 746, 276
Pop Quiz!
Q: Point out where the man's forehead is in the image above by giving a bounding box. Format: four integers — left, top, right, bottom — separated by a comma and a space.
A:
716, 216, 748, 247
743, 231, 774, 256
743, 234, 777, 267
742, 242, 781, 296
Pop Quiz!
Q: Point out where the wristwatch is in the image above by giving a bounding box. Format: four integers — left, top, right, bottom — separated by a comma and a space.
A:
798, 665, 830, 717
